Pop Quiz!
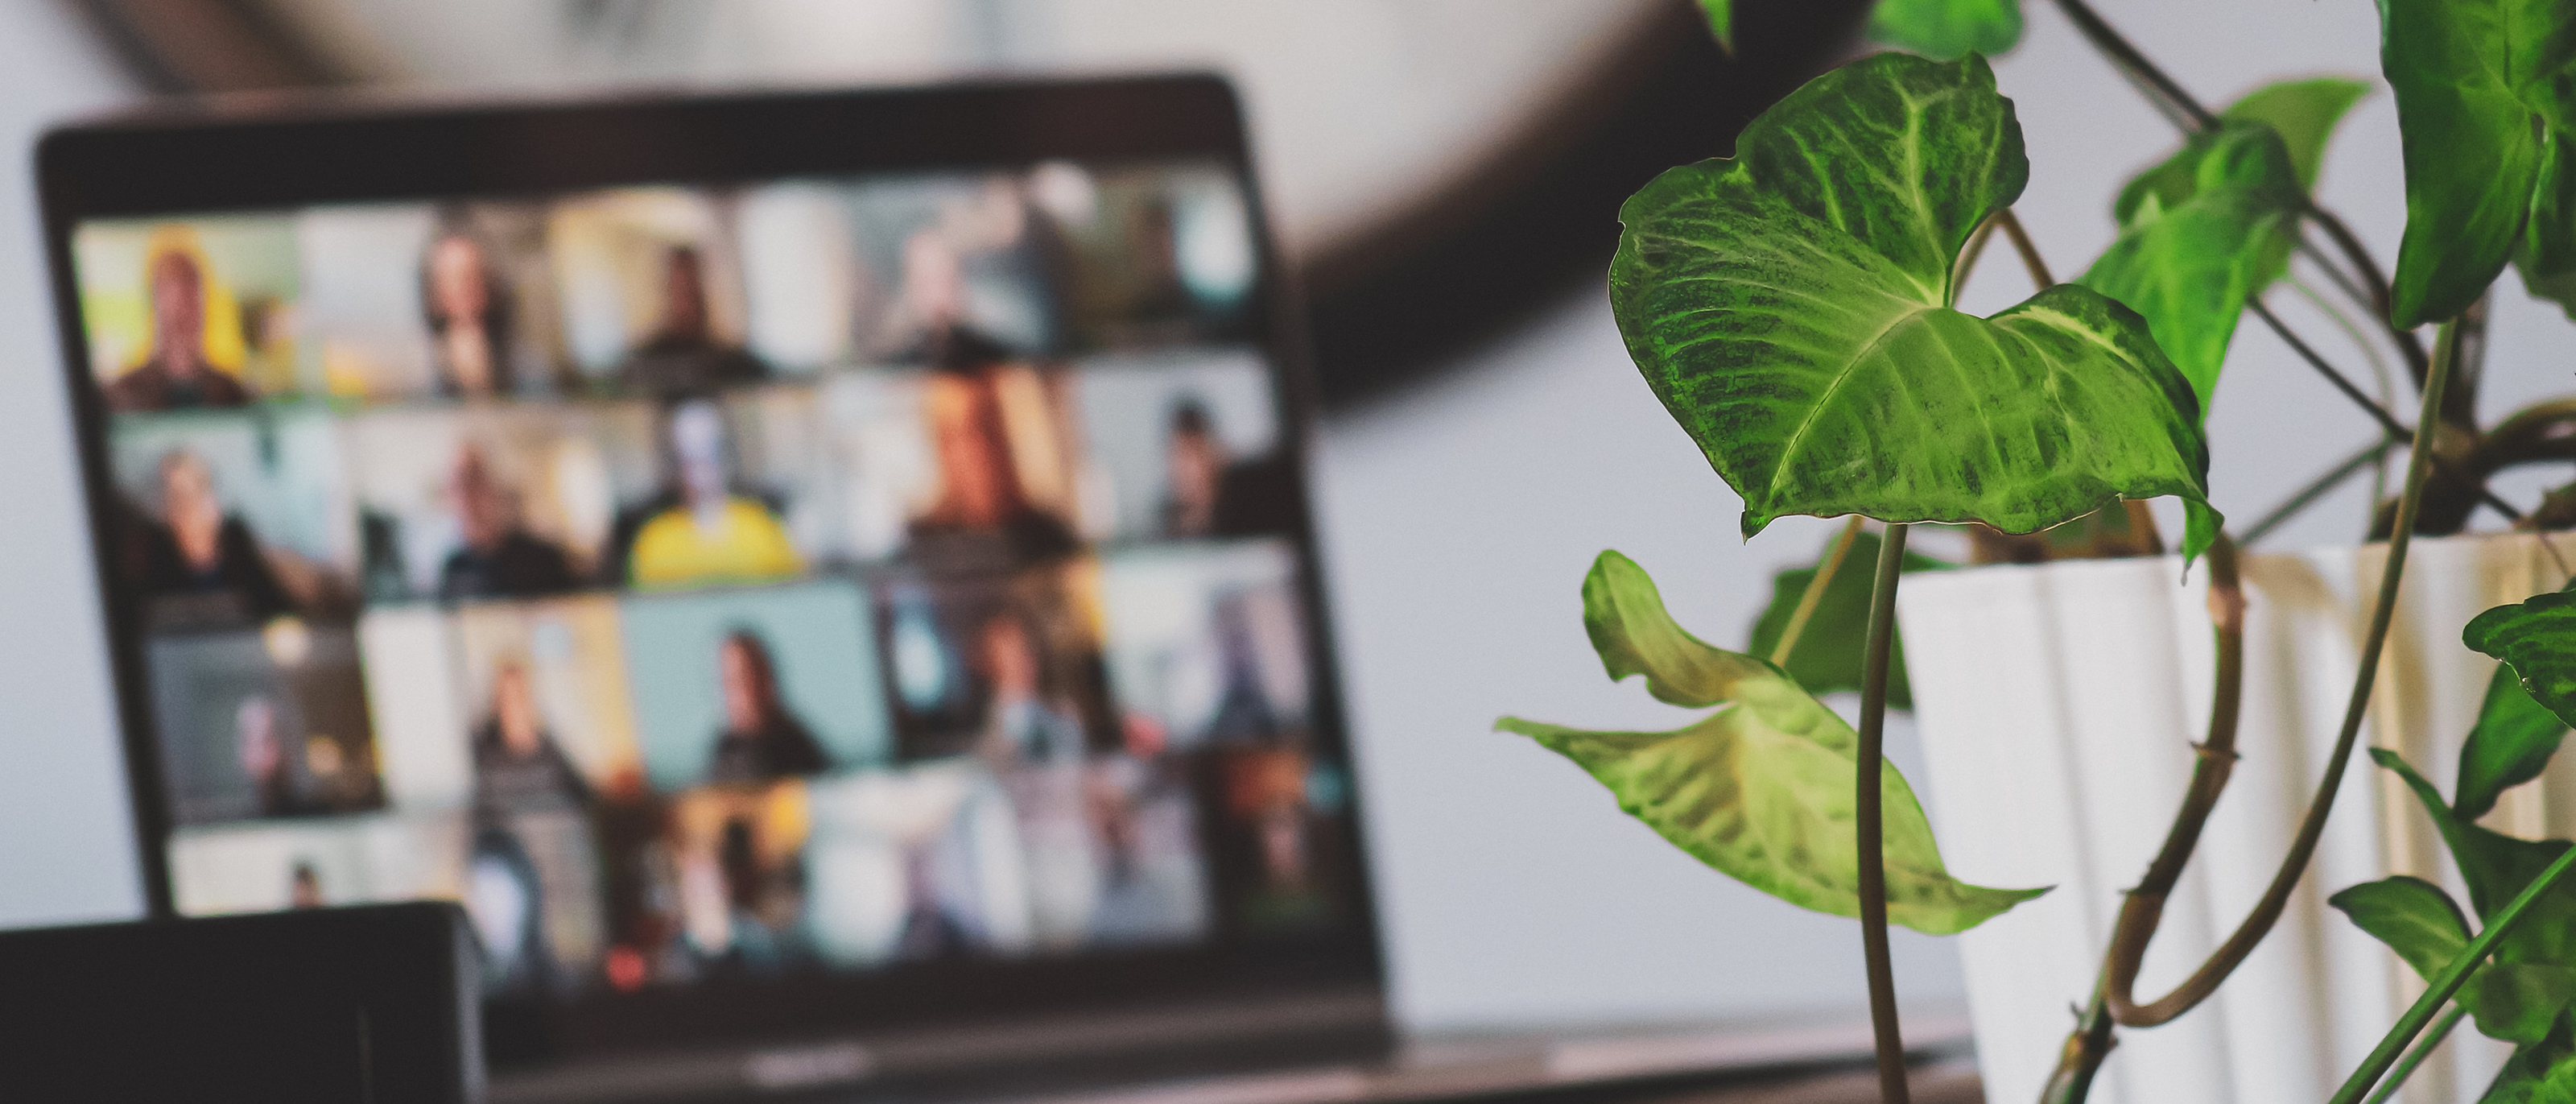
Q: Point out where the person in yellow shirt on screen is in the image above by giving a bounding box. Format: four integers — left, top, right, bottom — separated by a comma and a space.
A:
627, 400, 803, 589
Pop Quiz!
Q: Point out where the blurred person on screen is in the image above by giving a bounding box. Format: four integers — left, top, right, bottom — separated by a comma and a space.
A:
472, 661, 592, 813
975, 614, 1084, 766
419, 220, 517, 398
1159, 399, 1294, 540
910, 372, 1076, 561
235, 693, 306, 817
137, 449, 295, 623
976, 610, 1104, 944
440, 444, 578, 600
623, 401, 803, 588
616, 246, 767, 395
468, 827, 555, 993
877, 229, 1019, 369
288, 862, 324, 908
104, 242, 253, 411
706, 631, 828, 784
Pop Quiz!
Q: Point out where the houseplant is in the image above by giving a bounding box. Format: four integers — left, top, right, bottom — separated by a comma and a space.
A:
1496, 1, 2576, 1102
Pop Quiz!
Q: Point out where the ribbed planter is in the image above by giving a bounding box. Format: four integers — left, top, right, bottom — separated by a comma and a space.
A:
1897, 533, 2576, 1104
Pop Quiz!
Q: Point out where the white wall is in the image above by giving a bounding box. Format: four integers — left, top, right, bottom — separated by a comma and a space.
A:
0, 2, 141, 928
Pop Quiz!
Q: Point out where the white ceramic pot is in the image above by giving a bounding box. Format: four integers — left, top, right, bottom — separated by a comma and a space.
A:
1897, 533, 2576, 1104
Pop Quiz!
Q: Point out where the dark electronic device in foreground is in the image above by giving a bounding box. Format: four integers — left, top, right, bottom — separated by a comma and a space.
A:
0, 903, 481, 1103
39, 75, 1388, 1102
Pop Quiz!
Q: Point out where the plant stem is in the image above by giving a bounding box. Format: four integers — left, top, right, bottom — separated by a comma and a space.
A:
2238, 438, 2390, 549
2361, 1003, 2466, 1104
2102, 320, 2458, 1029
2038, 986, 2116, 1104
2050, 0, 2431, 389
2303, 209, 2434, 392
1857, 522, 1913, 1104
2049, 0, 2215, 129
2032, 535, 2242, 1102
2249, 299, 2524, 525
1994, 208, 2056, 287
2330, 842, 2576, 1104
2289, 272, 2398, 423
1953, 214, 2002, 300
1772, 515, 1866, 668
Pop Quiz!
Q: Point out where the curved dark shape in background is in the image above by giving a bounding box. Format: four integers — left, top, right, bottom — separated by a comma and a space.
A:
1298, 0, 1871, 408
64, 0, 1872, 410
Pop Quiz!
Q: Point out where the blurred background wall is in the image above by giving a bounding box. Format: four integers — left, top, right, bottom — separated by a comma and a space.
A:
5, 0, 2562, 1038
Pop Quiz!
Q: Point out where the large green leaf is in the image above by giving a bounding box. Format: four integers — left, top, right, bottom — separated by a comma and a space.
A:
1746, 530, 1951, 708
1867, 0, 2022, 60
1698, 0, 1732, 53
2477, 963, 2576, 1045
2458, 662, 2574, 821
2487, 1016, 2576, 1102
2083, 122, 2303, 414
2332, 875, 2576, 1045
2468, 591, 2576, 729
1611, 52, 2220, 560
2377, 0, 2576, 326
2330, 875, 2473, 982
2220, 76, 2372, 192
2377, 748, 2576, 965
1501, 550, 2046, 935
2522, 130, 2576, 319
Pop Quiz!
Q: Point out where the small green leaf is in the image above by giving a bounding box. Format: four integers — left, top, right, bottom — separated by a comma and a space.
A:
1501, 551, 2046, 935
1582, 548, 1748, 709
2330, 875, 2472, 982
2375, 748, 2576, 965
2458, 662, 2573, 821
2466, 592, 2576, 729
1866, 0, 2022, 61
1699, 0, 1732, 53
1746, 530, 1951, 708
1612, 52, 2221, 560
2377, 0, 2576, 326
2083, 122, 2304, 414
2092, 75, 2369, 416
2219, 76, 2372, 192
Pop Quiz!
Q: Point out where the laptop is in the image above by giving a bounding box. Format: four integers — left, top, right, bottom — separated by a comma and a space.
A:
35, 74, 1951, 1103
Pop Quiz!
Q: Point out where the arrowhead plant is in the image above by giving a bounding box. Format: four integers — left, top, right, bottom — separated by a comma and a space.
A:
1505, 3, 2576, 1104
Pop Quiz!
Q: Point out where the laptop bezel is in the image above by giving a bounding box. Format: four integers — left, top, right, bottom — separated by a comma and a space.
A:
34, 72, 1388, 1071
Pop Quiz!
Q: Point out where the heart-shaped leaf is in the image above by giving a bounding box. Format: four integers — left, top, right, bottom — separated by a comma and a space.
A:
2082, 122, 2304, 414
1611, 52, 2220, 560
1500, 551, 2046, 935
2331, 875, 2473, 982
1746, 529, 1951, 708
2458, 662, 2573, 821
1867, 0, 2023, 61
2377, 0, 2576, 326
2469, 592, 2576, 730
2376, 749, 2576, 965
2219, 76, 2372, 192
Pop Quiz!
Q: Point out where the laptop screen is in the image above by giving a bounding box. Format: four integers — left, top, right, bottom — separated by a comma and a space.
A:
44, 80, 1374, 1067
